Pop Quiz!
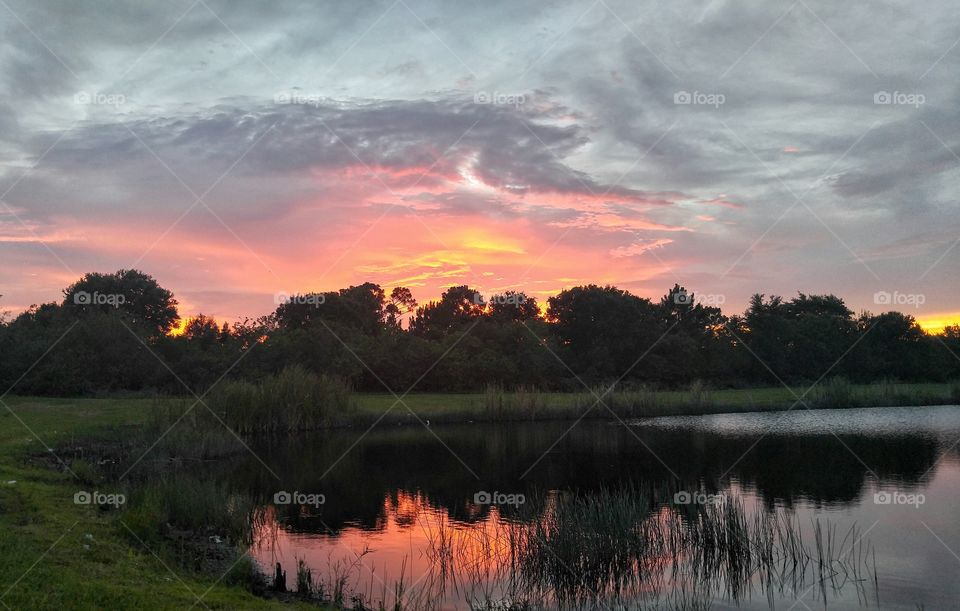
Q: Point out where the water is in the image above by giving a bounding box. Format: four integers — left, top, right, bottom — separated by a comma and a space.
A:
224, 406, 960, 609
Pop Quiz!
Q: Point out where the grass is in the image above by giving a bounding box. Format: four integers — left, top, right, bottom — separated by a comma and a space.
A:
0, 397, 319, 610
206, 365, 355, 433
353, 381, 957, 424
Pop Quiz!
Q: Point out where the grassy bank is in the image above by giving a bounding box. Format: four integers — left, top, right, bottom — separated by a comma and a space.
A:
0, 397, 315, 610
352, 380, 958, 425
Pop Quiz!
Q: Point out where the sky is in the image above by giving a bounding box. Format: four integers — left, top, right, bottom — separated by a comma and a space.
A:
1, 0, 958, 330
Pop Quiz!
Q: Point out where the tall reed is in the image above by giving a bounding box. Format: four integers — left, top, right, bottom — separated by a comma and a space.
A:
811, 376, 857, 408
418, 487, 877, 609
206, 365, 355, 433
483, 384, 546, 421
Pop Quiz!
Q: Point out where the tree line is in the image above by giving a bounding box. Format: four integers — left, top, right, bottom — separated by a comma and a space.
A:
0, 269, 957, 396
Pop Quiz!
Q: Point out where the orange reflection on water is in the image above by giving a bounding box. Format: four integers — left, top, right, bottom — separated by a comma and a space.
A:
252, 489, 521, 609
252, 489, 694, 609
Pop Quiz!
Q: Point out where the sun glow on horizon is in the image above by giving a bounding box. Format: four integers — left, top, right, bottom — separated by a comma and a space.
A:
916, 313, 960, 335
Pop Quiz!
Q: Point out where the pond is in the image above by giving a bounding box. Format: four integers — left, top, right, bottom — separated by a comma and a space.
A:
220, 405, 960, 609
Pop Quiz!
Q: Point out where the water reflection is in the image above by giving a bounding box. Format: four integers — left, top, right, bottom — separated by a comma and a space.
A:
223, 406, 960, 608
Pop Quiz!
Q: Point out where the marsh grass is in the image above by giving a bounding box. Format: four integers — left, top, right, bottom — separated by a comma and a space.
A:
684, 380, 714, 411
417, 487, 877, 609
811, 377, 856, 408
809, 377, 951, 409
122, 475, 256, 546
483, 384, 547, 420
206, 365, 355, 433
569, 385, 655, 418
569, 383, 716, 419
118, 473, 268, 584
145, 398, 244, 460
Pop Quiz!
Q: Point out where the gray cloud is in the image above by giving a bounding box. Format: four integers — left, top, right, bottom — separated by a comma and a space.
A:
1, 0, 959, 318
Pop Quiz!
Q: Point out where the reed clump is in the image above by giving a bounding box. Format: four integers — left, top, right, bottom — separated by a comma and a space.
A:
421, 486, 877, 609
122, 475, 257, 546
483, 384, 547, 421
811, 376, 857, 408
146, 397, 245, 460
206, 365, 355, 433
570, 385, 657, 418
683, 380, 713, 411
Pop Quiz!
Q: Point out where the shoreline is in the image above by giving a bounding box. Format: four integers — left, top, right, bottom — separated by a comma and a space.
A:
0, 386, 956, 609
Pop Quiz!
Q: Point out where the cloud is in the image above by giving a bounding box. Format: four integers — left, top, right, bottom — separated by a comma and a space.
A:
1, 0, 959, 321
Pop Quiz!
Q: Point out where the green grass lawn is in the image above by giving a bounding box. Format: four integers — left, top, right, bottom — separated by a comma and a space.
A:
0, 383, 955, 609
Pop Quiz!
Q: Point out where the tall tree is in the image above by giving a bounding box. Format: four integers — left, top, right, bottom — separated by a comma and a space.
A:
547, 285, 663, 382
62, 269, 179, 337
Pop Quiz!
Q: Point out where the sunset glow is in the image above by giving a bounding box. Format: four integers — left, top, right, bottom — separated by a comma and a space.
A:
1, 1, 956, 323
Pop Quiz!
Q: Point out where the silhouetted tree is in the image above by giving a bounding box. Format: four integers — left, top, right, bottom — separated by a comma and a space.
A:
409, 285, 485, 339
385, 287, 417, 329
547, 285, 663, 382
62, 269, 179, 337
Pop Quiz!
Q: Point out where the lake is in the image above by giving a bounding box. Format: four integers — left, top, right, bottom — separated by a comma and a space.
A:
222, 405, 960, 609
